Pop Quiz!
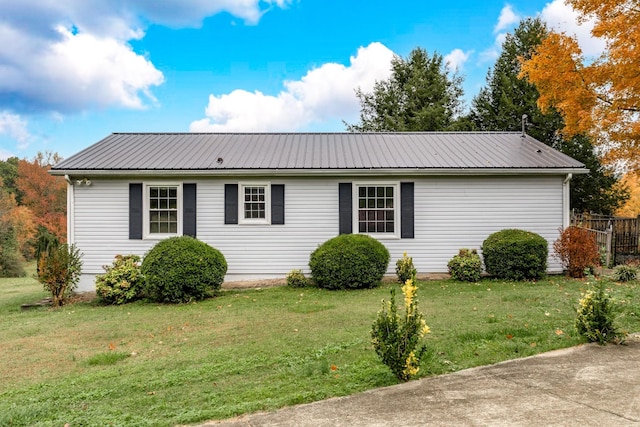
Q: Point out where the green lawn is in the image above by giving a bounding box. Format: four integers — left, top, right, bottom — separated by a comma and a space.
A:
1, 270, 639, 427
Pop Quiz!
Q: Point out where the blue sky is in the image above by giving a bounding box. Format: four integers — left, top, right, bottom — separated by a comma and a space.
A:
0, 0, 602, 161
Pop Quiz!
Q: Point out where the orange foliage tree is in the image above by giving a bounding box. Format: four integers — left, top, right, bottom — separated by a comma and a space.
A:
520, 0, 640, 169
616, 172, 640, 218
16, 152, 67, 241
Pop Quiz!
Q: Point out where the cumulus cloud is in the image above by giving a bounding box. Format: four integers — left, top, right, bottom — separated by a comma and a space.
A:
190, 42, 396, 132
540, 0, 606, 57
494, 4, 520, 33
444, 49, 472, 72
0, 111, 31, 152
0, 0, 291, 115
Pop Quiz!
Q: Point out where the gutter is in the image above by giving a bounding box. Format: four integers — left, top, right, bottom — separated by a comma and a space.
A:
563, 173, 573, 228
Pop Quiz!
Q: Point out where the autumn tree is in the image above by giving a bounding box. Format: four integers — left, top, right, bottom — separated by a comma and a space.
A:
471, 17, 627, 214
616, 172, 640, 218
0, 177, 25, 277
16, 152, 66, 241
520, 0, 640, 169
346, 47, 468, 132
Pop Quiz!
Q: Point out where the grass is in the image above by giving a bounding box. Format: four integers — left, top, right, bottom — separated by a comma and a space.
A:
1, 268, 640, 426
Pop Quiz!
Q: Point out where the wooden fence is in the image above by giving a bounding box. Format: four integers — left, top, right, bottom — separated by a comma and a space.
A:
571, 213, 640, 266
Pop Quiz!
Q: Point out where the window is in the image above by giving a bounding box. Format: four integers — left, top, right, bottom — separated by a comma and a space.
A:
239, 183, 271, 224
146, 184, 181, 237
354, 183, 398, 237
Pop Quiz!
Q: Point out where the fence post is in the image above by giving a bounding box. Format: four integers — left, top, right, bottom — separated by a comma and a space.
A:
606, 223, 613, 268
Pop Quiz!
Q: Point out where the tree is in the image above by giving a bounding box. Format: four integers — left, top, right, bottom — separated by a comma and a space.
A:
616, 172, 640, 217
471, 17, 628, 214
16, 152, 66, 241
0, 177, 25, 277
0, 157, 20, 203
346, 47, 467, 132
520, 0, 640, 169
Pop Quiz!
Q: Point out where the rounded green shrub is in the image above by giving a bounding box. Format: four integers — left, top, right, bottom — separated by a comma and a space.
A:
481, 229, 548, 280
141, 236, 227, 303
612, 264, 638, 282
447, 249, 482, 282
309, 234, 390, 290
96, 254, 145, 305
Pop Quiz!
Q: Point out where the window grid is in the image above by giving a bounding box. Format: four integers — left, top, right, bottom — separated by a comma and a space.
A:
244, 186, 266, 219
357, 186, 395, 233
149, 186, 178, 234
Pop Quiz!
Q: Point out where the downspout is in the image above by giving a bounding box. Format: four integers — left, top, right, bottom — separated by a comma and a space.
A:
64, 175, 74, 244
563, 173, 572, 228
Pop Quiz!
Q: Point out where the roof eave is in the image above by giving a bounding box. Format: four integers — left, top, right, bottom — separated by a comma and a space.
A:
50, 167, 589, 177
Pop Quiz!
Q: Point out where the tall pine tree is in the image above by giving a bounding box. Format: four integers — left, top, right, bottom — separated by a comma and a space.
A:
470, 17, 627, 215
346, 48, 468, 132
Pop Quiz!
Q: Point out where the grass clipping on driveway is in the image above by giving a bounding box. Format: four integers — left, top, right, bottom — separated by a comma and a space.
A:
1, 273, 640, 426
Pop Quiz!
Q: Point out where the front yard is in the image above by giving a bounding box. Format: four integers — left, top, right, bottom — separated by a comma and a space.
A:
1, 271, 639, 426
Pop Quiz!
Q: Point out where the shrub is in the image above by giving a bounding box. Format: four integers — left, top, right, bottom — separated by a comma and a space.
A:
612, 264, 638, 282
309, 234, 390, 290
286, 269, 309, 288
96, 255, 146, 305
37, 243, 83, 307
371, 278, 430, 382
575, 275, 624, 344
553, 226, 600, 278
447, 249, 482, 282
482, 229, 548, 280
141, 236, 227, 303
395, 252, 417, 283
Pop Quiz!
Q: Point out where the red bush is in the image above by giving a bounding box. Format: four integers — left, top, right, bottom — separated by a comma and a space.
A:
553, 226, 600, 278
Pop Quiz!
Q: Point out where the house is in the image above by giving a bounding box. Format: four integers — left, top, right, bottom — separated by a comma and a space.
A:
51, 132, 587, 292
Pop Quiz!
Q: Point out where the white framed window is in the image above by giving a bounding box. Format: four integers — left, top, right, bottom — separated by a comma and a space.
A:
353, 182, 399, 238
144, 183, 182, 238
239, 182, 271, 224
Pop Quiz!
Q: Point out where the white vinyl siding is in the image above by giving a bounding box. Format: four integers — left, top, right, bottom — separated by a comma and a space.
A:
70, 175, 564, 292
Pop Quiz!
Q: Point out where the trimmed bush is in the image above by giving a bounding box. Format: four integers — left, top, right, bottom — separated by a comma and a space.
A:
309, 234, 390, 290
286, 269, 309, 288
96, 255, 146, 305
37, 243, 83, 307
141, 236, 227, 303
482, 229, 548, 280
553, 226, 600, 278
447, 249, 482, 282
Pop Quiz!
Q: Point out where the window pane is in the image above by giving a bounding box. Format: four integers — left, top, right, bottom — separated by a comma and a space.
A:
359, 187, 366, 197
150, 188, 158, 198
386, 187, 393, 197
150, 223, 158, 233
367, 199, 375, 208
377, 187, 384, 197
367, 187, 375, 197
386, 222, 394, 232
377, 198, 384, 208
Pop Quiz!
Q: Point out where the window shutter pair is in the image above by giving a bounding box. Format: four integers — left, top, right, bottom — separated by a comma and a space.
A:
338, 182, 414, 238
129, 183, 197, 239
224, 184, 285, 225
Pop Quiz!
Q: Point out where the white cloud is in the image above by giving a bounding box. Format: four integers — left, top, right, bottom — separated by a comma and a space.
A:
494, 4, 520, 33
540, 0, 606, 57
444, 49, 472, 72
0, 111, 31, 149
190, 42, 396, 132
0, 0, 292, 115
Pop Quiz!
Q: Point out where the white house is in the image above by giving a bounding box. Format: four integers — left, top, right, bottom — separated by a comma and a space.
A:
50, 132, 587, 292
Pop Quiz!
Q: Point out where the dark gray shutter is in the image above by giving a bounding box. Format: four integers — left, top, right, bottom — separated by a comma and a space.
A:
271, 184, 285, 225
183, 183, 197, 237
129, 183, 143, 240
338, 183, 352, 234
224, 184, 238, 224
400, 182, 414, 239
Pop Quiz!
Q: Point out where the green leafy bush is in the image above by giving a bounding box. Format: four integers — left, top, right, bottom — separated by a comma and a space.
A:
141, 236, 227, 303
447, 249, 482, 282
37, 243, 83, 307
371, 278, 430, 382
309, 234, 389, 290
612, 264, 638, 282
482, 229, 548, 280
395, 252, 417, 283
575, 276, 624, 344
286, 269, 309, 288
96, 255, 146, 305
553, 226, 600, 278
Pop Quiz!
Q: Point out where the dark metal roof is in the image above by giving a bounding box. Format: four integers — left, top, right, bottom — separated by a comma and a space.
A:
51, 132, 587, 174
